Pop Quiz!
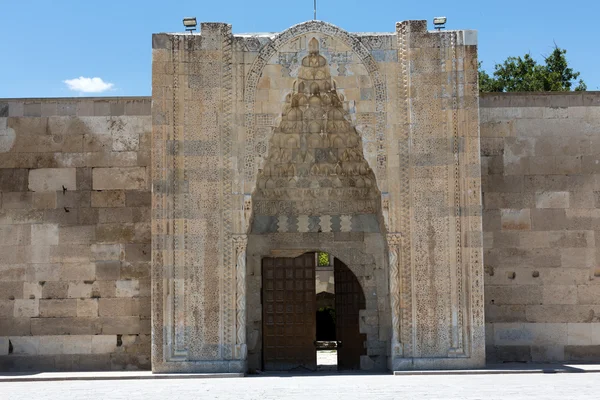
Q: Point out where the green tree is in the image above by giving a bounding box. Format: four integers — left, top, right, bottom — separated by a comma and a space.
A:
479, 46, 586, 92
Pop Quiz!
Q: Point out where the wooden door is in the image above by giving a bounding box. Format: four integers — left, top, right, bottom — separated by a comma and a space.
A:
334, 258, 366, 370
262, 253, 316, 371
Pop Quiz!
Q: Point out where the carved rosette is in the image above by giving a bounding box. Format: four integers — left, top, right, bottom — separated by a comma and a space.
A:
233, 234, 248, 360
387, 233, 402, 357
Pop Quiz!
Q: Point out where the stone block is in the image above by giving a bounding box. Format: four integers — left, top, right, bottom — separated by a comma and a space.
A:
28, 168, 76, 192
125, 191, 151, 207
78, 208, 99, 225
76, 167, 93, 191
120, 262, 150, 280
91, 243, 123, 261
564, 345, 600, 361
0, 300, 13, 317
525, 305, 600, 323
0, 169, 28, 192
98, 207, 134, 223
0, 318, 30, 335
84, 133, 112, 152
500, 209, 531, 231
67, 282, 93, 298
31, 224, 59, 246
0, 265, 27, 282
96, 261, 121, 280
486, 285, 542, 305
91, 281, 116, 298
0, 337, 9, 355
124, 244, 151, 262
37, 336, 66, 355
567, 323, 593, 345
116, 280, 140, 297
541, 285, 577, 305
535, 191, 570, 209
92, 167, 146, 190
493, 322, 567, 346
42, 281, 69, 299
13, 299, 39, 317
40, 299, 77, 317
485, 305, 526, 323
91, 190, 126, 207
10, 336, 40, 355
78, 354, 112, 371
112, 130, 139, 152
0, 281, 24, 300
1, 192, 32, 209
91, 335, 117, 354
561, 248, 595, 269
60, 263, 96, 281
59, 225, 96, 244
100, 316, 148, 334
0, 225, 30, 246
110, 352, 150, 370
56, 191, 91, 209
530, 209, 567, 231
98, 298, 140, 317
577, 285, 600, 305
77, 298, 99, 317
96, 223, 149, 244
49, 244, 92, 263
531, 345, 565, 362
32, 192, 57, 209
30, 317, 101, 335
43, 208, 79, 226
93, 101, 110, 116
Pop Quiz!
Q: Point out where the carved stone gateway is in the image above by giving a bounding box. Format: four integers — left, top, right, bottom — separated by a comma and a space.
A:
151, 20, 484, 373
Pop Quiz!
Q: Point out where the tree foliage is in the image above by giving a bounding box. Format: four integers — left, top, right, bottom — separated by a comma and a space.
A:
479, 46, 586, 92
318, 252, 330, 266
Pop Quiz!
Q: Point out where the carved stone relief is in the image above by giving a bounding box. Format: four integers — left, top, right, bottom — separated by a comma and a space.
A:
251, 38, 382, 236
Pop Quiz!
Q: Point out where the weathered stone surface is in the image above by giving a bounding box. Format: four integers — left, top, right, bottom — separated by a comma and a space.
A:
92, 167, 146, 190
28, 168, 76, 192
482, 92, 600, 363
0, 98, 151, 371
39, 299, 77, 318
91, 190, 126, 207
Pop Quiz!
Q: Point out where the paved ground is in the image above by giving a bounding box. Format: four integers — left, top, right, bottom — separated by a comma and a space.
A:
2, 372, 600, 400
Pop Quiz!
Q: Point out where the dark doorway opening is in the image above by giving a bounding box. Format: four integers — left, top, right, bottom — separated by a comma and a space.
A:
316, 300, 336, 341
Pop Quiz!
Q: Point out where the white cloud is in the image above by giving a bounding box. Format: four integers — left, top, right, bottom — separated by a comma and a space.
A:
63, 77, 114, 93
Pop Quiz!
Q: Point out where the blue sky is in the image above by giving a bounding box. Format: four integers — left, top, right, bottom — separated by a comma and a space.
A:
1, 0, 598, 98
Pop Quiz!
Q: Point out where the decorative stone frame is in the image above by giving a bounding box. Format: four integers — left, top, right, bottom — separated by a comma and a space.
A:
151, 19, 484, 373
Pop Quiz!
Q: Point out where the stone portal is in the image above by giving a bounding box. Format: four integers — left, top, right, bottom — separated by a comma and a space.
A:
151, 19, 484, 373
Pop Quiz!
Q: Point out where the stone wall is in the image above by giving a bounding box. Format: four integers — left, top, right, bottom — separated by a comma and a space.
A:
0, 98, 152, 371
481, 92, 600, 362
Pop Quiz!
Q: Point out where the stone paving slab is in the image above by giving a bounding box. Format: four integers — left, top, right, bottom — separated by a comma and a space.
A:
394, 363, 600, 375
3, 372, 600, 400
0, 371, 243, 382
2, 364, 600, 382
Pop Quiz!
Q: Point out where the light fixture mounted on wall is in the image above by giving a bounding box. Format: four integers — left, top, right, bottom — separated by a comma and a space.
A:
183, 17, 197, 33
433, 16, 447, 31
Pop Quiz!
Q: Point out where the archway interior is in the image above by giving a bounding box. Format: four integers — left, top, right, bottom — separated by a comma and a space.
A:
248, 34, 388, 372
316, 251, 337, 370
261, 252, 366, 371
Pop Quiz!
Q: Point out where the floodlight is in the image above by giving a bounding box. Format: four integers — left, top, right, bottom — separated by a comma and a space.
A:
433, 16, 447, 31
183, 17, 197, 33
